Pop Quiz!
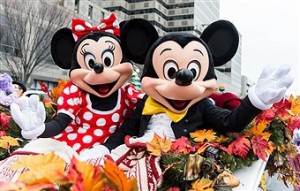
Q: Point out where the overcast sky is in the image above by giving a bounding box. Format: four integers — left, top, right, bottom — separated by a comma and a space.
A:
219, 0, 300, 95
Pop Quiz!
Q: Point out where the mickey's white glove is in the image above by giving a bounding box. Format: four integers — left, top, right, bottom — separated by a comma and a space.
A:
10, 95, 46, 139
248, 65, 293, 110
79, 145, 110, 161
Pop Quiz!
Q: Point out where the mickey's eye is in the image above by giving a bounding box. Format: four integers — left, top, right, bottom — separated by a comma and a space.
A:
84, 53, 96, 70
187, 61, 201, 80
163, 60, 178, 80
101, 50, 114, 67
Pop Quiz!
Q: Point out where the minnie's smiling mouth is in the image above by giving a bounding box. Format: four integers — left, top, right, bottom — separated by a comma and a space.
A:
166, 98, 191, 110
89, 80, 118, 95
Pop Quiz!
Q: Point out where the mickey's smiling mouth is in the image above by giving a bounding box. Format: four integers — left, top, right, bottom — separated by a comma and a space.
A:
89, 80, 118, 95
166, 98, 191, 110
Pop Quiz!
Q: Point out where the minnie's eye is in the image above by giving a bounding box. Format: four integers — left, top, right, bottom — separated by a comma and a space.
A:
84, 53, 96, 70
163, 60, 178, 80
101, 50, 114, 67
187, 61, 201, 80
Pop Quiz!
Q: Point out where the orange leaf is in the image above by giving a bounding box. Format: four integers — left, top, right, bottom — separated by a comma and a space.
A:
251, 135, 270, 161
101, 159, 138, 191
12, 152, 66, 185
190, 129, 216, 143
67, 157, 105, 191
290, 95, 300, 115
188, 178, 214, 191
195, 143, 211, 155
247, 122, 271, 139
146, 133, 172, 156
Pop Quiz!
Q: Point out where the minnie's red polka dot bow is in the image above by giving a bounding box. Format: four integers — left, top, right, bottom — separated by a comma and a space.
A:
72, 13, 120, 41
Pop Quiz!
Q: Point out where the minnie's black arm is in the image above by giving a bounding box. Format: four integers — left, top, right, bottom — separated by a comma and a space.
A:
38, 113, 72, 137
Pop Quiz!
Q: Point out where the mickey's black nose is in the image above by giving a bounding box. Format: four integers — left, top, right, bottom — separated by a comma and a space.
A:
175, 69, 193, 86
94, 63, 104, 74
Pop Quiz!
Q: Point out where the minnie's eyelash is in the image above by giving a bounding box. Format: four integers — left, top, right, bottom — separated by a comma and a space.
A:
108, 44, 115, 51
80, 48, 87, 55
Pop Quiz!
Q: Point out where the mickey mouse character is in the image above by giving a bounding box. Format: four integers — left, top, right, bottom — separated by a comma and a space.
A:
10, 13, 158, 156
88, 19, 293, 190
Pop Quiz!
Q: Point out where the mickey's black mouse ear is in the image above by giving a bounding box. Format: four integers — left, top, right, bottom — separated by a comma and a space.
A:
120, 19, 158, 64
201, 20, 239, 67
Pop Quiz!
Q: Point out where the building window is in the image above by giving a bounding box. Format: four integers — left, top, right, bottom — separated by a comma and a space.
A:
88, 5, 93, 19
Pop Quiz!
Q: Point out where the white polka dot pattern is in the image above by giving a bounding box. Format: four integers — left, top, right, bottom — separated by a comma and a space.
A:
112, 113, 119, 122
94, 129, 103, 136
83, 135, 92, 143
96, 118, 106, 126
54, 83, 143, 152
67, 133, 77, 140
83, 112, 93, 120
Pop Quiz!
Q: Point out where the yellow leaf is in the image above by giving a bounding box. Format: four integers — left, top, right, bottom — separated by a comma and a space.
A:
146, 133, 172, 156
290, 95, 300, 115
215, 135, 229, 143
195, 143, 210, 154
0, 136, 20, 149
11, 152, 66, 184
188, 178, 214, 191
101, 159, 138, 191
190, 129, 216, 143
247, 122, 271, 140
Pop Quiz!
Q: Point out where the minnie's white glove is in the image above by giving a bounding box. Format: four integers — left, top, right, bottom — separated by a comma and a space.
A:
248, 65, 293, 110
10, 95, 46, 139
79, 145, 110, 161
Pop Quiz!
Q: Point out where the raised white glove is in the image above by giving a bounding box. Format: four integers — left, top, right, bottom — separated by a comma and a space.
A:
79, 145, 110, 161
248, 65, 293, 110
10, 95, 46, 139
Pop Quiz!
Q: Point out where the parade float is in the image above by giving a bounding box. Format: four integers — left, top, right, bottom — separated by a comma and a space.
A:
0, 74, 299, 190
0, 14, 298, 191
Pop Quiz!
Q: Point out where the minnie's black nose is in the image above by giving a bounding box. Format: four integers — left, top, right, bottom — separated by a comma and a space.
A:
94, 63, 104, 74
175, 69, 193, 86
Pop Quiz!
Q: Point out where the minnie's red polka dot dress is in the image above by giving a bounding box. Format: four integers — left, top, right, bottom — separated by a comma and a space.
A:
53, 82, 144, 153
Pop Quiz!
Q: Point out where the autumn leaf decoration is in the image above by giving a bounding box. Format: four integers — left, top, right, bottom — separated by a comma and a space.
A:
190, 129, 216, 143
9, 152, 137, 191
188, 178, 214, 191
147, 133, 172, 156
11, 152, 66, 185
249, 121, 274, 161
49, 79, 68, 102
101, 159, 138, 191
290, 95, 300, 115
220, 135, 251, 159
0, 136, 20, 150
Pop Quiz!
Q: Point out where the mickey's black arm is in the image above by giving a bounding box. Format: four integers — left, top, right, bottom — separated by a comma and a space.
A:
203, 96, 261, 133
38, 113, 72, 137
103, 96, 147, 151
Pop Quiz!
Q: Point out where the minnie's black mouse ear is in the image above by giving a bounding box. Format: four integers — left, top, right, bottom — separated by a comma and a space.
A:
120, 19, 158, 64
51, 28, 76, 69
201, 20, 239, 67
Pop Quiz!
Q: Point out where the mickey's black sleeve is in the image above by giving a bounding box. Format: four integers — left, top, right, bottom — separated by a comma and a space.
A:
103, 96, 146, 151
203, 96, 261, 133
39, 113, 72, 137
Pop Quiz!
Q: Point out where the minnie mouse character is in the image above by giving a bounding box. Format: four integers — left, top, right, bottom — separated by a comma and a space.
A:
90, 19, 293, 190
10, 13, 158, 156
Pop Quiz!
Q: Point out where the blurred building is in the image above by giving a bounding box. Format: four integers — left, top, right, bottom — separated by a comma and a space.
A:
0, 0, 246, 95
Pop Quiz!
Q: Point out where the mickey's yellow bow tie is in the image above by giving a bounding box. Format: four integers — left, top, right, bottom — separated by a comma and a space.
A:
142, 97, 187, 122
